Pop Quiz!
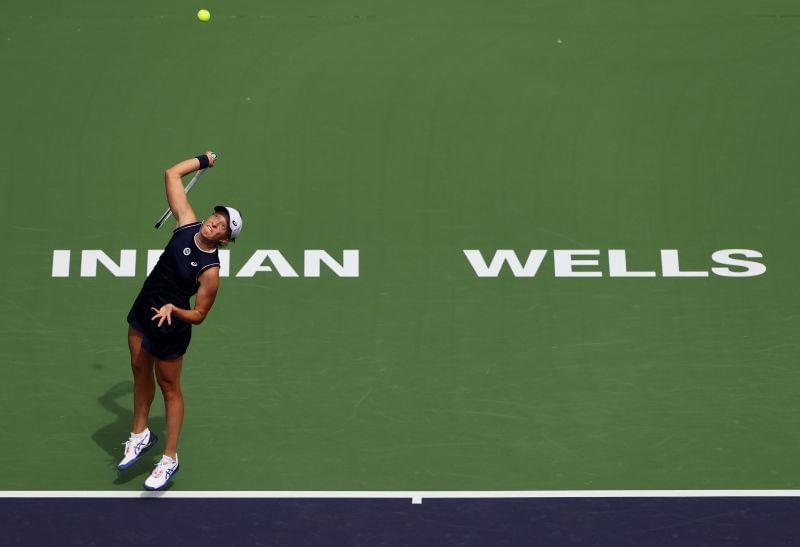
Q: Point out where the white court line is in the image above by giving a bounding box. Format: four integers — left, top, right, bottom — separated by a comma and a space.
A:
2, 491, 800, 504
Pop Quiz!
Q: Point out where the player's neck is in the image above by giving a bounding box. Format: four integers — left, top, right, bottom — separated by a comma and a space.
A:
194, 232, 216, 252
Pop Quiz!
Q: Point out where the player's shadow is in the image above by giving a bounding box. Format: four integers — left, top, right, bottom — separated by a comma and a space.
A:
92, 380, 166, 485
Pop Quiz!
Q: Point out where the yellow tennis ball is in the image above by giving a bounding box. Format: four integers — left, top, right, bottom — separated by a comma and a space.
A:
197, 9, 211, 22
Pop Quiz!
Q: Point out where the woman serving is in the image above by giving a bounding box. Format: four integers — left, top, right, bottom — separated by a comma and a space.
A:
117, 151, 243, 490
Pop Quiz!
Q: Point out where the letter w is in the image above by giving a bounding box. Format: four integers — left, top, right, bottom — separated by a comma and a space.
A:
463, 250, 547, 277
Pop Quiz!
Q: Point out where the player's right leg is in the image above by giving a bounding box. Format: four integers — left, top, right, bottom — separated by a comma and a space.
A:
118, 326, 159, 471
128, 326, 156, 433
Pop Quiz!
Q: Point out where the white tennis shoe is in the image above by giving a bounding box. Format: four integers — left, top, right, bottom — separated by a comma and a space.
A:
144, 454, 180, 491
117, 430, 158, 471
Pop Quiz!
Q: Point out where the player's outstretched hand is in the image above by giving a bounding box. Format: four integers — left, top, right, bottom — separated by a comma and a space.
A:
205, 150, 217, 168
151, 304, 174, 327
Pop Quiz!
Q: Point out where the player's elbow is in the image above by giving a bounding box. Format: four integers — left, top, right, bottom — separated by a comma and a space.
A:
193, 310, 208, 325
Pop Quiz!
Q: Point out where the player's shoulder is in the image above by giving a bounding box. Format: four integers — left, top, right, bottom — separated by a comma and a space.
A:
168, 222, 202, 246
197, 262, 221, 284
173, 221, 202, 234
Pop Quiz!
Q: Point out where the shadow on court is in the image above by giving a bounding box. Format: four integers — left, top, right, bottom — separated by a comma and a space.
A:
92, 379, 166, 485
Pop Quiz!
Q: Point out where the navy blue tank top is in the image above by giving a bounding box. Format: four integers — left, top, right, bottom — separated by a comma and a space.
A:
137, 222, 220, 310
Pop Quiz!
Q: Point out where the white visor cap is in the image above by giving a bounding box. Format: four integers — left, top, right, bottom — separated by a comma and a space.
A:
214, 206, 243, 240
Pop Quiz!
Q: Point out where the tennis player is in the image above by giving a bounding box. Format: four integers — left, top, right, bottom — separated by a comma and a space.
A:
117, 151, 243, 491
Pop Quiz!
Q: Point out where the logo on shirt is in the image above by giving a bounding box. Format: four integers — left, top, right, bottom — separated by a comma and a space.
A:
183, 248, 191, 256
191, 261, 198, 267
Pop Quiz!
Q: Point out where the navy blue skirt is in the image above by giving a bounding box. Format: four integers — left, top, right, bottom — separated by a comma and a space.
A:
127, 296, 192, 360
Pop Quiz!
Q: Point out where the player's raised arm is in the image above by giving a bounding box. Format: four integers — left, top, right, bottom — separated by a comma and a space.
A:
164, 151, 217, 227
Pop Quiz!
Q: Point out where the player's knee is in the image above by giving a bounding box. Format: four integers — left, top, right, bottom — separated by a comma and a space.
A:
157, 378, 182, 398
130, 358, 150, 376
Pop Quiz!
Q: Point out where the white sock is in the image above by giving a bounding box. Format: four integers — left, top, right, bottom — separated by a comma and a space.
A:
131, 428, 149, 440
162, 454, 177, 464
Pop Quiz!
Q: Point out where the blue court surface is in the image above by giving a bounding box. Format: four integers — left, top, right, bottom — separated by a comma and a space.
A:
4, 495, 800, 546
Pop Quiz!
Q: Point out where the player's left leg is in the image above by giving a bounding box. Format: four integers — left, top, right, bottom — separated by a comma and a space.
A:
155, 356, 184, 459
144, 356, 184, 490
